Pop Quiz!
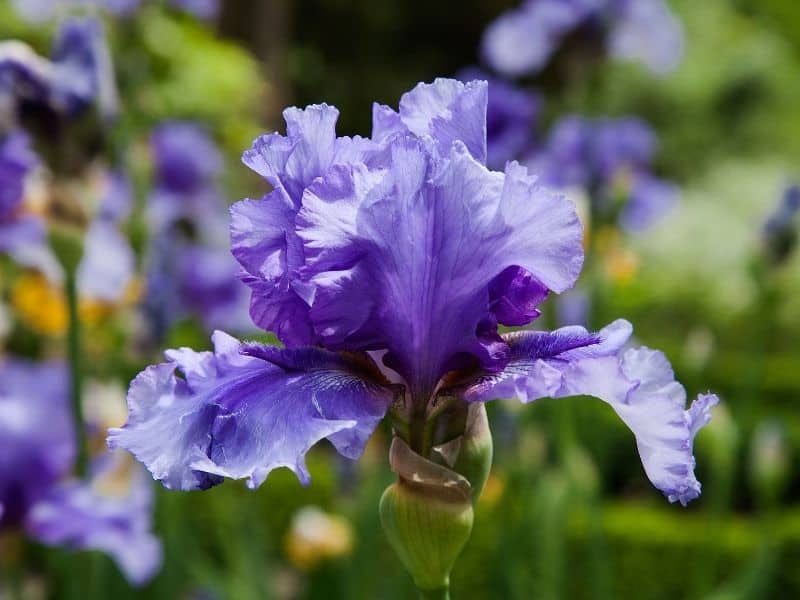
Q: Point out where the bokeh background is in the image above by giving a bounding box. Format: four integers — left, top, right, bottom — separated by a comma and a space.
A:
1, 0, 799, 598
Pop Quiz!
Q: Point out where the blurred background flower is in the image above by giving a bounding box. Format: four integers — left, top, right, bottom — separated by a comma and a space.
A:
1, 0, 799, 598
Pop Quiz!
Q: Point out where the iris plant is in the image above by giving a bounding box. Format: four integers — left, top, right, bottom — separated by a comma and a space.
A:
110, 79, 717, 596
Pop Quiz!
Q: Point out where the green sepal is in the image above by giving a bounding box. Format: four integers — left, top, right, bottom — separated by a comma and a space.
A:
380, 438, 474, 594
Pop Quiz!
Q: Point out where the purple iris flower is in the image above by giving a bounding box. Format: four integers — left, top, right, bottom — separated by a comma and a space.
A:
482, 0, 684, 78
529, 115, 677, 231
0, 358, 161, 585
458, 68, 541, 169
143, 122, 250, 333
110, 79, 717, 506
0, 18, 118, 124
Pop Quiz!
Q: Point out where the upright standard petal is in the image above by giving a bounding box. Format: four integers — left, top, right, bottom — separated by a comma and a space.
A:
299, 136, 583, 395
372, 78, 488, 164
25, 452, 162, 586
108, 332, 398, 490
241, 104, 374, 208
461, 320, 717, 505
233, 105, 375, 345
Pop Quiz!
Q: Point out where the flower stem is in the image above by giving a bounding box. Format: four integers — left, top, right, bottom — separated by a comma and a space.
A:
65, 266, 88, 477
418, 586, 450, 600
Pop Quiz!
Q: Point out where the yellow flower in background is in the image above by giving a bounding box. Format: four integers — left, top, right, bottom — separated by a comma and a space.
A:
11, 273, 68, 336
284, 506, 354, 570
595, 226, 639, 284
478, 473, 506, 509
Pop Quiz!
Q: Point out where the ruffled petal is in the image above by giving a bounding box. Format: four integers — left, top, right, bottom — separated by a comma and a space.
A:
234, 105, 375, 345
372, 78, 488, 164
108, 331, 397, 490
241, 104, 375, 208
25, 452, 162, 586
299, 135, 583, 394
461, 320, 717, 505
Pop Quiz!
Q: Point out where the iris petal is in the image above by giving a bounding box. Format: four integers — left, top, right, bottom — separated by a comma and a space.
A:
108, 331, 397, 490
462, 320, 717, 505
299, 135, 583, 394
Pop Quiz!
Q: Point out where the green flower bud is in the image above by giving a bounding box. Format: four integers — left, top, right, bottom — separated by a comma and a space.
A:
380, 438, 474, 596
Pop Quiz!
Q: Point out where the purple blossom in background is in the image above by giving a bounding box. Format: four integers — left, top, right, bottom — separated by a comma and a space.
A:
762, 184, 800, 265
0, 18, 118, 125
529, 115, 677, 231
0, 358, 161, 585
0, 130, 37, 222
76, 171, 136, 303
12, 0, 219, 22
151, 121, 222, 200
0, 130, 62, 280
168, 0, 219, 21
458, 68, 541, 169
608, 0, 685, 75
143, 121, 250, 334
11, 0, 141, 23
111, 78, 717, 506
482, 0, 684, 78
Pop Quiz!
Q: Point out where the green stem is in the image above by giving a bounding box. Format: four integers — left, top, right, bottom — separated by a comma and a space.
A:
418, 586, 450, 600
65, 267, 88, 477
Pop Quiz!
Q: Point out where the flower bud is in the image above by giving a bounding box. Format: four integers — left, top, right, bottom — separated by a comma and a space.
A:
380, 438, 473, 594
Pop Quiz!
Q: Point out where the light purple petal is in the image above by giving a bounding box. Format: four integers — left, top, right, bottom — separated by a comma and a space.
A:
242, 104, 374, 208
25, 452, 162, 586
299, 136, 583, 394
609, 0, 685, 75
395, 78, 488, 163
481, 0, 597, 77
0, 359, 74, 527
77, 220, 135, 303
96, 170, 133, 224
0, 219, 63, 282
108, 331, 397, 490
462, 319, 718, 505
234, 106, 375, 345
